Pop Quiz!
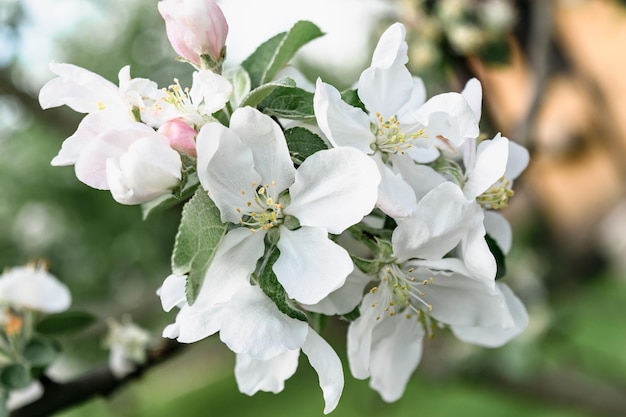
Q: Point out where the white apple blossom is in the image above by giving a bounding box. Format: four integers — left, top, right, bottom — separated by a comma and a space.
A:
72, 122, 182, 205
104, 319, 152, 378
195, 106, 380, 305
314, 23, 480, 218
0, 265, 71, 313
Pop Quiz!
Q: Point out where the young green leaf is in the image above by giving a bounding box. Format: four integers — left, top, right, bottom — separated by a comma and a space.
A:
22, 338, 58, 367
141, 173, 200, 220
35, 311, 96, 336
257, 86, 315, 121
0, 364, 31, 390
171, 187, 228, 305
242, 20, 324, 88
255, 244, 307, 322
284, 127, 328, 164
239, 77, 296, 109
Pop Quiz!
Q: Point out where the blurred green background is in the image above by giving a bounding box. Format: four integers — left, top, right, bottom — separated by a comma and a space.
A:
1, 0, 626, 416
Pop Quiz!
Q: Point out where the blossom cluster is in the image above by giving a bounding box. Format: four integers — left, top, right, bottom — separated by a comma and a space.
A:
39, 0, 529, 413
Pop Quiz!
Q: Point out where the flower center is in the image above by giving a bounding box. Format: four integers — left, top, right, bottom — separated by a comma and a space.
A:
372, 112, 424, 155
476, 178, 514, 209
237, 181, 285, 233
369, 263, 434, 319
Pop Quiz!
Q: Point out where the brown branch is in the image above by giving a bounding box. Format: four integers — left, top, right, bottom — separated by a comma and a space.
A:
10, 339, 183, 417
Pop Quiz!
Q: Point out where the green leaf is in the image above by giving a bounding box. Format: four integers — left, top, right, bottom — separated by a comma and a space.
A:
171, 187, 229, 305
242, 20, 324, 88
284, 127, 328, 164
141, 174, 200, 220
257, 86, 315, 121
341, 89, 366, 112
23, 338, 58, 367
255, 244, 307, 322
225, 66, 252, 108
35, 311, 96, 336
486, 234, 507, 280
240, 77, 296, 109
0, 364, 31, 390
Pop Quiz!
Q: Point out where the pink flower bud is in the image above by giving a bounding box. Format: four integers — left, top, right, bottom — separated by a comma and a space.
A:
158, 118, 198, 158
158, 0, 228, 70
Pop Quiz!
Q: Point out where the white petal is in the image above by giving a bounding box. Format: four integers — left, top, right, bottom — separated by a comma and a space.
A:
189, 70, 232, 115
462, 220, 497, 282
464, 133, 509, 200
286, 147, 380, 234
484, 211, 512, 254
347, 292, 381, 379
195, 227, 265, 306
303, 268, 371, 315
229, 107, 295, 192
220, 286, 308, 360
51, 112, 117, 166
301, 328, 344, 414
370, 23, 408, 69
313, 79, 374, 153
174, 302, 224, 343
461, 78, 483, 122
157, 274, 187, 312
235, 350, 300, 395
392, 182, 482, 262
196, 122, 262, 223
369, 314, 424, 402
39, 62, 122, 113
75, 122, 154, 190
375, 157, 417, 219
358, 62, 413, 120
417, 92, 480, 147
418, 269, 511, 327
275, 226, 353, 305
451, 283, 528, 347
505, 140, 530, 181
0, 266, 70, 313
392, 155, 446, 201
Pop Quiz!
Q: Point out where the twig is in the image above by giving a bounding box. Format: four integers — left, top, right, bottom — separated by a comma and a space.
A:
10, 339, 183, 417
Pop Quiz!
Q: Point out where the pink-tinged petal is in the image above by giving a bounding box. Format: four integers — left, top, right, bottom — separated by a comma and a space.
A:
369, 314, 424, 402
196, 122, 262, 223
75, 122, 155, 190
464, 133, 509, 200
505, 140, 530, 181
235, 350, 300, 395
484, 211, 512, 254
158, 118, 197, 157
461, 78, 483, 121
107, 135, 182, 205
158, 0, 228, 65
303, 268, 371, 316
229, 107, 295, 192
451, 283, 528, 347
301, 329, 345, 414
157, 274, 187, 312
375, 157, 417, 219
196, 227, 265, 306
220, 286, 308, 360
0, 266, 71, 313
370, 22, 408, 69
39, 62, 122, 113
286, 147, 380, 234
358, 63, 414, 120
313, 79, 374, 153
275, 226, 353, 305
51, 112, 117, 166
